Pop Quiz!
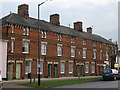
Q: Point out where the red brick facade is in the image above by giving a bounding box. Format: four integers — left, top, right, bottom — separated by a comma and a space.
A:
1, 4, 117, 80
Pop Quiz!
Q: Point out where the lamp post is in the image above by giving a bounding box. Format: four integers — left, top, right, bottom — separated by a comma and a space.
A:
38, 0, 52, 86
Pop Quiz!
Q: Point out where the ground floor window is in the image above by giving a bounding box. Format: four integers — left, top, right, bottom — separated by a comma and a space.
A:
85, 63, 89, 73
25, 61, 31, 74
60, 62, 65, 74
69, 63, 73, 74
37, 61, 43, 74
91, 63, 95, 73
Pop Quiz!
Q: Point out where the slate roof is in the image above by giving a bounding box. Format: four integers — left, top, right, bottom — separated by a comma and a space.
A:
1, 13, 115, 45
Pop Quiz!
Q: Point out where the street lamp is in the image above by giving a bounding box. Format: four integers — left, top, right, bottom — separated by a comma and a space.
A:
38, 0, 52, 86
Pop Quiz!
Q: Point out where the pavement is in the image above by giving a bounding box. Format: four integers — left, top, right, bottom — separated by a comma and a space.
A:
3, 76, 101, 88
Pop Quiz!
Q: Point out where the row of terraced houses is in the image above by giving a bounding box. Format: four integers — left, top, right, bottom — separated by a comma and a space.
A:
0, 4, 118, 80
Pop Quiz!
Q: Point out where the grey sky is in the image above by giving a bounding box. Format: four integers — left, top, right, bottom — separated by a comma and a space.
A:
0, 0, 119, 42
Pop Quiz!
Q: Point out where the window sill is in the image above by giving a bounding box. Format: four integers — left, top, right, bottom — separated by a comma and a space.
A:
71, 56, 75, 58
23, 52, 29, 54
69, 72, 73, 74
61, 72, 65, 74
41, 54, 46, 56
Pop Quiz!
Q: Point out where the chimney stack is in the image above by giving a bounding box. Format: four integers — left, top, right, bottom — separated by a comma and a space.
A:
87, 27, 92, 34
18, 4, 29, 18
74, 21, 82, 32
50, 14, 60, 26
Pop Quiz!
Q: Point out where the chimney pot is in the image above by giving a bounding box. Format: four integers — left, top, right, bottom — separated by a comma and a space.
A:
18, 4, 29, 18
74, 21, 83, 32
87, 27, 92, 34
50, 14, 60, 26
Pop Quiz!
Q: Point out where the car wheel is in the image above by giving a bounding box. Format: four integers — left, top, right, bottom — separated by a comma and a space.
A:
113, 76, 117, 81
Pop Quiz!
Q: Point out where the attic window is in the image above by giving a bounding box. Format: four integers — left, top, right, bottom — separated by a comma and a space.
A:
23, 27, 29, 36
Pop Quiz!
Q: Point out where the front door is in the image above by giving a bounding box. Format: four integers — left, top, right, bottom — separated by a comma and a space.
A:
16, 63, 21, 79
80, 65, 83, 76
48, 64, 52, 77
54, 64, 57, 78
8, 64, 13, 80
76, 65, 79, 76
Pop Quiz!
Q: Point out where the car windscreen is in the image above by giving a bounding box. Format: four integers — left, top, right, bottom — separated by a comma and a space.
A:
103, 69, 112, 73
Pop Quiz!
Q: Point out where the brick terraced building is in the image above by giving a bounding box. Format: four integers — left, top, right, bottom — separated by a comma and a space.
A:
1, 4, 118, 80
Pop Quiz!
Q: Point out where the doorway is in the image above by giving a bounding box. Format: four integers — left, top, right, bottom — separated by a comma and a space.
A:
48, 64, 52, 77
54, 64, 57, 78
16, 63, 21, 79
8, 63, 13, 80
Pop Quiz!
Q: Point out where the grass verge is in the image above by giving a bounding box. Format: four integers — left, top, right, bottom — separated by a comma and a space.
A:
19, 77, 102, 88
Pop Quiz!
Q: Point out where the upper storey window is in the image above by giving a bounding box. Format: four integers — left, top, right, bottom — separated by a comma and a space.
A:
58, 34, 62, 41
41, 31, 47, 38
83, 40, 86, 46
93, 42, 96, 47
23, 27, 29, 36
11, 25, 14, 33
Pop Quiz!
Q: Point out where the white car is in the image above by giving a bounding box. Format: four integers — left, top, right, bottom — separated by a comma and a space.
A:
0, 71, 3, 90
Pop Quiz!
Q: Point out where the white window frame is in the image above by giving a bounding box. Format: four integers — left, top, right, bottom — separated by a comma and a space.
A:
69, 62, 73, 74
93, 42, 96, 47
91, 63, 95, 73
11, 37, 15, 53
93, 49, 97, 59
41, 42, 47, 55
25, 60, 32, 74
60, 61, 65, 74
106, 51, 109, 60
85, 62, 89, 73
11, 25, 14, 33
57, 44, 62, 56
22, 39, 30, 54
83, 40, 86, 46
71, 46, 75, 57
71, 38, 75, 43
58, 34, 62, 41
23, 27, 29, 36
100, 50, 102, 60
41, 31, 47, 38
26, 28, 29, 36
83, 48, 87, 59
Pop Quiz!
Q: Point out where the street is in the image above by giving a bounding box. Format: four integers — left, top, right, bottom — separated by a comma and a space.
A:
55, 80, 120, 88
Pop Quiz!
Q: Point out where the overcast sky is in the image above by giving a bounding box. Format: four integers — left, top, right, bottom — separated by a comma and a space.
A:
0, 0, 119, 43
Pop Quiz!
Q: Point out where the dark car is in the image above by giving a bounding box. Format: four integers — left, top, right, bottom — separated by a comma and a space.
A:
117, 70, 120, 79
0, 71, 3, 90
102, 69, 118, 81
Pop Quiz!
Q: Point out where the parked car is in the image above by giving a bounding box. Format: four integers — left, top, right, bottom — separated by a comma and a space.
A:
102, 69, 118, 81
0, 71, 3, 90
117, 70, 120, 79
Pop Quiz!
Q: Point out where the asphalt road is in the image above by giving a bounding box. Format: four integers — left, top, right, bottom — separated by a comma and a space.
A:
55, 80, 120, 88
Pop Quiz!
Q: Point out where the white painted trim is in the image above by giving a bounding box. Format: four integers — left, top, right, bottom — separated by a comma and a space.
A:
16, 60, 23, 63
48, 62, 52, 64
54, 62, 58, 64
25, 58, 33, 61
69, 61, 73, 63
8, 60, 15, 63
